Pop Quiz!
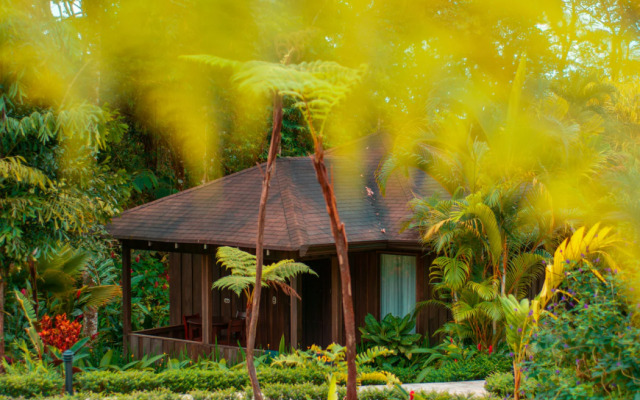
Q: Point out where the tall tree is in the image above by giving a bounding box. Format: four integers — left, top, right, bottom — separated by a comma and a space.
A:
186, 54, 365, 399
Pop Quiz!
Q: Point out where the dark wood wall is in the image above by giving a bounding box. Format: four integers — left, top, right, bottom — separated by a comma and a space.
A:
167, 248, 450, 350
349, 251, 381, 342
322, 250, 450, 346
169, 253, 205, 325
169, 251, 290, 350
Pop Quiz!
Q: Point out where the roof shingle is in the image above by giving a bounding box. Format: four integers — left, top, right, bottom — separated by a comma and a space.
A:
107, 134, 446, 254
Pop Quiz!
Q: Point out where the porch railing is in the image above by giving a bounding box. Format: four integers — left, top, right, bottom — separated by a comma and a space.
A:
128, 325, 256, 364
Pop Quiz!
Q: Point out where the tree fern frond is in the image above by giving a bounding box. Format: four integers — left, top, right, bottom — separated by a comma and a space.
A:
180, 55, 241, 70
212, 275, 256, 296
355, 346, 395, 366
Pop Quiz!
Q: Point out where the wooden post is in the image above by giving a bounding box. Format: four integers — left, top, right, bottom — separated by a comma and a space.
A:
122, 244, 132, 357
289, 276, 300, 348
330, 256, 343, 344
201, 254, 213, 345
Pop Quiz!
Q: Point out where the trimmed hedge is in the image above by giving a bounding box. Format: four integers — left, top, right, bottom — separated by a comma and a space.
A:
0, 371, 63, 398
76, 369, 247, 393
0, 368, 494, 399
0, 387, 492, 400
74, 367, 328, 394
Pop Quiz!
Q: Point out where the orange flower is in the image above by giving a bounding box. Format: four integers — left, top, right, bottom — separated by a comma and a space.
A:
38, 313, 81, 351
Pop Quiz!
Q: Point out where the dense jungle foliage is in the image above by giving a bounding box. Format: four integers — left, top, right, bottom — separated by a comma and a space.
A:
1, 0, 640, 398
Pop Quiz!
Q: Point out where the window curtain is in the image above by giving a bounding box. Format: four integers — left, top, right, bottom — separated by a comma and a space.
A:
380, 254, 416, 319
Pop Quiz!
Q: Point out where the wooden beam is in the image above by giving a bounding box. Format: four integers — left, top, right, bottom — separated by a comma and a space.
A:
289, 276, 299, 348
122, 244, 132, 357
330, 256, 343, 344
201, 255, 213, 345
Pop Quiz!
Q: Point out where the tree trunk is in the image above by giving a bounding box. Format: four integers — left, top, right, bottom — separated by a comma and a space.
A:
310, 139, 358, 400
82, 271, 98, 338
246, 94, 283, 400
0, 275, 5, 366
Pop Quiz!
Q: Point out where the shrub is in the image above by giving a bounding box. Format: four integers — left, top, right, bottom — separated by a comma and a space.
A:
0, 371, 63, 398
484, 371, 514, 398
417, 353, 511, 383
74, 367, 332, 394
524, 271, 640, 399
75, 369, 248, 393
359, 313, 423, 367
259, 366, 327, 385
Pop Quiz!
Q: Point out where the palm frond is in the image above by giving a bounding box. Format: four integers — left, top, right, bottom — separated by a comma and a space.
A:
82, 285, 122, 308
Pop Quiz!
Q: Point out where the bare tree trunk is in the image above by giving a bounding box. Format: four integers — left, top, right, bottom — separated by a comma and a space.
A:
310, 139, 358, 400
0, 275, 5, 366
246, 94, 283, 400
82, 271, 98, 337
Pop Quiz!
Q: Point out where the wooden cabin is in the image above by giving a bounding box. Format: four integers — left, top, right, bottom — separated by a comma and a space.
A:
107, 134, 450, 360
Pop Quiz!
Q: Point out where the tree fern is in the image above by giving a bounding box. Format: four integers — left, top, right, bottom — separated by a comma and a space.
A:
213, 246, 316, 300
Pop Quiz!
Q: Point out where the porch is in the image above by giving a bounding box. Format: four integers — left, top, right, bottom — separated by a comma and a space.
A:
121, 243, 297, 360
128, 325, 254, 363
120, 240, 448, 361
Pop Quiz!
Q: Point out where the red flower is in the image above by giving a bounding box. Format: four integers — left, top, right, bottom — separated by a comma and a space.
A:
110, 251, 115, 259
488, 345, 494, 355
454, 359, 458, 363
477, 343, 482, 352
450, 338, 453, 344
162, 283, 168, 290
135, 254, 140, 263
38, 314, 81, 351
20, 288, 27, 296
154, 281, 159, 288
76, 289, 82, 299
409, 390, 415, 400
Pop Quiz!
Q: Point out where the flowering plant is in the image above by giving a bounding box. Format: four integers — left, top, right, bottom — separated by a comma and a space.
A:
39, 314, 82, 351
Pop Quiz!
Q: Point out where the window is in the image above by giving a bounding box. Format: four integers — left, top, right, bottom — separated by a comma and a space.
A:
380, 254, 416, 318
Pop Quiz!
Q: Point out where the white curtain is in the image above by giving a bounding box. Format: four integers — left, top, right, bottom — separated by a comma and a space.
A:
380, 254, 416, 319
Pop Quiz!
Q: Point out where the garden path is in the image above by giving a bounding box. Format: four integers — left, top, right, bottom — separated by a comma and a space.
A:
361, 380, 488, 397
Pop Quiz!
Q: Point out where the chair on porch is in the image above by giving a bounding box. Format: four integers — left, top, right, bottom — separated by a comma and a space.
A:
183, 313, 201, 341
225, 311, 246, 346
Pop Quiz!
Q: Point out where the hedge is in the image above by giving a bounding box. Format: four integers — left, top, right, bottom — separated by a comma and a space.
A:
0, 371, 63, 398
0, 367, 332, 398
0, 368, 493, 399
74, 367, 327, 394
0, 387, 491, 400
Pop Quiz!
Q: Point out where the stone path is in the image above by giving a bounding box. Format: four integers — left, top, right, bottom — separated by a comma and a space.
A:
361, 380, 488, 397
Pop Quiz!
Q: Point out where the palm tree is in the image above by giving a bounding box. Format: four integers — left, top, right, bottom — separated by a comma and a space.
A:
29, 246, 122, 317
413, 185, 549, 346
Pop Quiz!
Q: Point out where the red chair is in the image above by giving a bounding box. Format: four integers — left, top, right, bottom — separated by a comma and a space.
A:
182, 313, 201, 341
225, 311, 246, 346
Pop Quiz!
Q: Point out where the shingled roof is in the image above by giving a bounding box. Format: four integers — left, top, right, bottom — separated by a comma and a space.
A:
107, 134, 445, 256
